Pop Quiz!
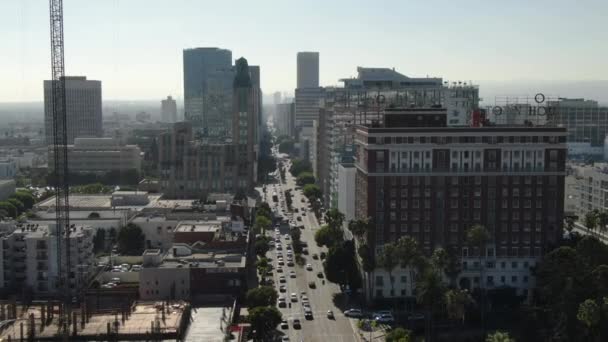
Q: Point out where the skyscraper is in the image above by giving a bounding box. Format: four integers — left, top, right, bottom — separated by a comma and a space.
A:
161, 96, 177, 123
297, 52, 319, 89
183, 47, 233, 135
43, 76, 102, 144
232, 57, 260, 187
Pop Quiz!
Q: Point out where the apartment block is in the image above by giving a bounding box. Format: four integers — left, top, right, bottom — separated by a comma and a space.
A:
354, 109, 567, 299
48, 138, 142, 173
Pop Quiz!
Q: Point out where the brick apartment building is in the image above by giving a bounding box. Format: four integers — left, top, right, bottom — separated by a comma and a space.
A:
354, 108, 567, 300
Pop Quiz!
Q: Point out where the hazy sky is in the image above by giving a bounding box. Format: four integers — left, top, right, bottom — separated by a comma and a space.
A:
2, 0, 607, 102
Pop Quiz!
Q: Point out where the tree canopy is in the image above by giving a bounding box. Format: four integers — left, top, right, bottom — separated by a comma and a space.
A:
296, 172, 315, 186
289, 159, 312, 177
116, 223, 145, 255
253, 215, 272, 235
246, 286, 278, 308
303, 184, 321, 200
385, 327, 411, 342
248, 306, 282, 341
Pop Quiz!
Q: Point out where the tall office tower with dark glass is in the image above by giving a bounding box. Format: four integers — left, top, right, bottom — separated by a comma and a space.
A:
183, 47, 233, 136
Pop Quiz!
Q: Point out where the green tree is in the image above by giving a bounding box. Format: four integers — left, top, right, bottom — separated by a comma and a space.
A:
324, 240, 360, 287
378, 243, 399, 301
431, 248, 449, 275
116, 223, 145, 255
108, 227, 117, 243
278, 139, 295, 154
93, 229, 106, 253
445, 247, 462, 288
296, 172, 315, 186
358, 244, 376, 299
0, 201, 17, 218
325, 208, 345, 230
577, 299, 600, 340
7, 198, 24, 215
314, 225, 342, 248
246, 286, 278, 308
597, 211, 608, 233
385, 327, 411, 342
348, 218, 369, 241
11, 191, 35, 209
416, 268, 447, 342
395, 236, 420, 296
303, 184, 322, 200
255, 238, 270, 258
256, 202, 272, 220
485, 331, 515, 342
248, 306, 282, 341
445, 288, 474, 325
564, 215, 576, 234
466, 224, 490, 332
289, 159, 312, 177
254, 215, 272, 235
575, 235, 608, 268
585, 210, 599, 233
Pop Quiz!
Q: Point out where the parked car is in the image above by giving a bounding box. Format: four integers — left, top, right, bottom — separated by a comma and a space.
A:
306, 264, 313, 271
280, 319, 288, 329
344, 309, 364, 318
327, 310, 334, 319
308, 281, 316, 289
374, 314, 395, 324
292, 318, 301, 329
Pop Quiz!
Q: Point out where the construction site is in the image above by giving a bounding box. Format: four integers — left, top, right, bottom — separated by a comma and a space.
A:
0, 300, 191, 341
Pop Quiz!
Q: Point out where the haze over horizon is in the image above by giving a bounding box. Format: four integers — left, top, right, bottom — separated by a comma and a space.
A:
2, 0, 608, 103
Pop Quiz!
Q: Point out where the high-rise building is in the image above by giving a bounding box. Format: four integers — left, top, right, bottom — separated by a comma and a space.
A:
161, 96, 177, 123
354, 108, 567, 300
159, 58, 259, 198
43, 76, 102, 144
275, 102, 295, 137
273, 92, 282, 105
232, 57, 260, 186
297, 52, 319, 89
546, 98, 608, 156
183, 47, 233, 135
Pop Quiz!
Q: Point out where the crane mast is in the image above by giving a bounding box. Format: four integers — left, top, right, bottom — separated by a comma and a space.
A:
49, 0, 71, 309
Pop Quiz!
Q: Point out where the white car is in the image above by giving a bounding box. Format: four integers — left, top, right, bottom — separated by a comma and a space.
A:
305, 264, 313, 271
289, 270, 296, 278
290, 293, 298, 302
284, 234, 290, 240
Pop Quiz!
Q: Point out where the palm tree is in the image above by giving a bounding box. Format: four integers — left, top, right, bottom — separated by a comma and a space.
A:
416, 267, 447, 342
445, 288, 474, 325
466, 225, 490, 334
445, 247, 462, 288
348, 218, 368, 242
358, 243, 376, 301
378, 243, 399, 304
431, 248, 449, 276
396, 236, 420, 297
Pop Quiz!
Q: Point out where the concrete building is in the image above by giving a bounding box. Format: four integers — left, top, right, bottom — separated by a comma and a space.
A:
275, 102, 295, 137
547, 98, 608, 152
0, 160, 16, 179
354, 108, 567, 300
566, 163, 608, 222
43, 76, 102, 144
0, 180, 16, 201
0, 223, 95, 295
297, 52, 319, 89
161, 96, 178, 123
48, 137, 142, 173
295, 87, 325, 133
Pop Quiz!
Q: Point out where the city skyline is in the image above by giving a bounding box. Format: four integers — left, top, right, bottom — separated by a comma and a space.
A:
2, 0, 608, 102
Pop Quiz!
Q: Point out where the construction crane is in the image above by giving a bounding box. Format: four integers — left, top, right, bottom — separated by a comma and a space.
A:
49, 0, 72, 327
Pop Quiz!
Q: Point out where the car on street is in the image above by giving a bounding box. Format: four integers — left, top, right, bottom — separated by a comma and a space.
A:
302, 248, 309, 254
279, 276, 286, 283
279, 285, 287, 292
320, 252, 326, 259
280, 319, 288, 329
289, 270, 296, 278
292, 318, 301, 329
327, 310, 334, 319
308, 281, 316, 288
374, 314, 395, 324
306, 264, 313, 271
278, 298, 287, 308
276, 245, 283, 251
286, 245, 292, 250
304, 307, 313, 319
287, 260, 294, 266
277, 259, 284, 266
281, 337, 290, 342
296, 216, 302, 221
290, 293, 298, 302
301, 212, 306, 216
312, 253, 318, 260
317, 272, 324, 278
344, 309, 364, 318
284, 234, 290, 240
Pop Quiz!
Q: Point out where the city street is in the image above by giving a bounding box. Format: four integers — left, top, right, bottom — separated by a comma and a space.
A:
260, 151, 361, 342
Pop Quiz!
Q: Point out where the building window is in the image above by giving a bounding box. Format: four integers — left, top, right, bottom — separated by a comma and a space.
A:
375, 276, 384, 286
401, 276, 407, 283
512, 276, 518, 283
